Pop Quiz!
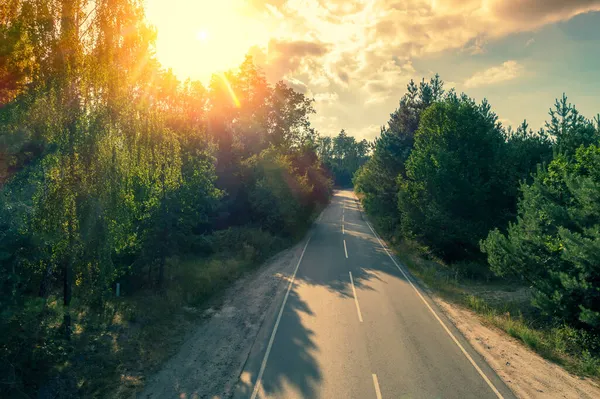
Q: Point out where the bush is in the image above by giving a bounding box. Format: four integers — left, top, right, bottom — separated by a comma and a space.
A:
482, 144, 600, 331
244, 147, 315, 236
398, 95, 512, 261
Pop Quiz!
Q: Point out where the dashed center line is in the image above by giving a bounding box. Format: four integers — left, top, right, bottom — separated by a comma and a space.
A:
343, 239, 348, 258
349, 272, 363, 322
364, 220, 504, 399
372, 373, 383, 399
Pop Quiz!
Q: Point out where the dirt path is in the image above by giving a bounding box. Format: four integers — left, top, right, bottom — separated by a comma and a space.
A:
435, 297, 600, 399
138, 237, 308, 399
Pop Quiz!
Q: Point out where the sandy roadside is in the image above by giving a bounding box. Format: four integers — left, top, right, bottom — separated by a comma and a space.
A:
434, 297, 600, 399
137, 218, 600, 399
138, 236, 309, 399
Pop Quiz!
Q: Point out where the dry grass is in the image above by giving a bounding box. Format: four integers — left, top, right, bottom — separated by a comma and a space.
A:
385, 237, 600, 381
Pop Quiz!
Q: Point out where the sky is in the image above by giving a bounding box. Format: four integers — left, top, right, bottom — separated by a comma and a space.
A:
144, 0, 600, 140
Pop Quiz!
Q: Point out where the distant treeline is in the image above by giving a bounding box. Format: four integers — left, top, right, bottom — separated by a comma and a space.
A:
355, 75, 600, 335
318, 129, 370, 187
0, 1, 332, 396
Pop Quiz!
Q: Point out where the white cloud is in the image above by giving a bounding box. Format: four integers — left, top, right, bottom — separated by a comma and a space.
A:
244, 0, 600, 138
314, 92, 340, 104
525, 38, 535, 47
498, 117, 513, 129
464, 60, 523, 88
351, 124, 381, 141
264, 3, 284, 19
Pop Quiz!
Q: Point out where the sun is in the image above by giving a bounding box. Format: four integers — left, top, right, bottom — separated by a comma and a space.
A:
144, 0, 273, 83
196, 30, 208, 42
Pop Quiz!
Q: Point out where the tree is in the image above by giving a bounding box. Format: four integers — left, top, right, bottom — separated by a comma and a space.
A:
398, 95, 510, 260
321, 129, 369, 187
546, 94, 599, 155
483, 144, 600, 331
0, 3, 332, 394
354, 75, 444, 234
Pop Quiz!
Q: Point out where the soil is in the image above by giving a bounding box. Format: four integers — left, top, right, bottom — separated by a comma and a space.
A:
138, 238, 306, 399
138, 230, 600, 399
435, 297, 600, 399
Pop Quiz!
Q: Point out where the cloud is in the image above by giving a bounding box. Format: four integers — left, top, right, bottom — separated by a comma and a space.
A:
284, 77, 309, 93
248, 38, 330, 82
351, 124, 381, 141
264, 3, 284, 19
314, 91, 340, 104
498, 117, 513, 128
464, 60, 523, 88
489, 0, 600, 25
271, 40, 329, 57
244, 0, 600, 138
525, 38, 535, 47
250, 1, 600, 90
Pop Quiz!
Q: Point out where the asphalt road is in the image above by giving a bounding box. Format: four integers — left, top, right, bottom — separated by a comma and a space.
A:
234, 190, 516, 399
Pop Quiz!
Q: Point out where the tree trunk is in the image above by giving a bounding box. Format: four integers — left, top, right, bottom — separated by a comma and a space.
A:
158, 255, 165, 289
38, 262, 53, 298
63, 217, 74, 339
59, 0, 79, 341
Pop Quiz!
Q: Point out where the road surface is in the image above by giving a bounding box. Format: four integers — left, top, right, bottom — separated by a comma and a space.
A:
234, 190, 516, 399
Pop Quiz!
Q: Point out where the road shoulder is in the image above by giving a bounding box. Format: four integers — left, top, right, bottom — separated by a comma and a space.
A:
435, 297, 600, 399
138, 236, 310, 399
354, 192, 600, 399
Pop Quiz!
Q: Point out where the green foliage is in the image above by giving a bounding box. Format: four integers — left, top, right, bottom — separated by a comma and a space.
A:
482, 144, 600, 331
0, 2, 332, 397
319, 130, 369, 187
244, 147, 314, 235
354, 75, 444, 235
546, 94, 600, 155
398, 95, 512, 260
356, 73, 599, 348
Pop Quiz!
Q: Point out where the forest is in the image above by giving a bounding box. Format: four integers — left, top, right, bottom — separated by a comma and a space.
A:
0, 1, 346, 396
354, 75, 600, 376
3, 1, 600, 397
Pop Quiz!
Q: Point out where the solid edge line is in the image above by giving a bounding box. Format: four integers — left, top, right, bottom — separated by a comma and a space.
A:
364, 221, 504, 399
372, 373, 383, 399
250, 236, 312, 399
349, 272, 363, 322
343, 239, 348, 258
317, 210, 324, 222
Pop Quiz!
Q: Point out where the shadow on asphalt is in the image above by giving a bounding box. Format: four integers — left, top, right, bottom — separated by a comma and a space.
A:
233, 191, 412, 399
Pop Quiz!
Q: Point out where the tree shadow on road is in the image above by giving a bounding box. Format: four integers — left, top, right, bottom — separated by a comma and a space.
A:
233, 289, 321, 399
233, 192, 413, 398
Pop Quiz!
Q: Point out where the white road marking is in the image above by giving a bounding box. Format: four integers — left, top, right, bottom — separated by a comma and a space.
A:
343, 239, 348, 258
250, 237, 312, 399
349, 272, 363, 322
372, 373, 382, 399
342, 214, 345, 223
342, 223, 345, 235
364, 221, 504, 399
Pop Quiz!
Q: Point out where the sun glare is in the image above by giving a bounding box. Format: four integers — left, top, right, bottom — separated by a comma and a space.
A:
144, 0, 272, 83
196, 30, 208, 42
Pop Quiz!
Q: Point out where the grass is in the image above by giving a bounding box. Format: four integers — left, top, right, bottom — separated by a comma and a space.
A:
19, 255, 257, 399
101, 255, 259, 398
89, 228, 302, 398
1, 216, 322, 398
377, 232, 600, 381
